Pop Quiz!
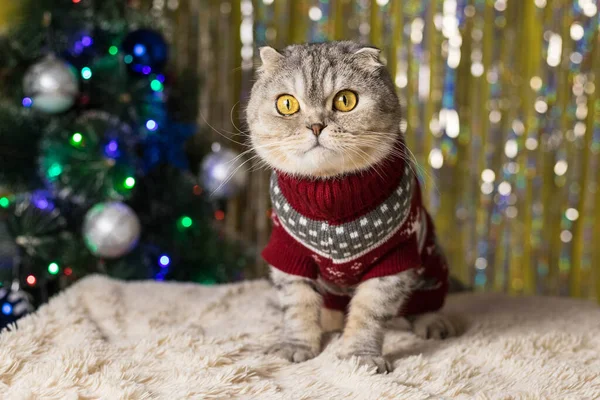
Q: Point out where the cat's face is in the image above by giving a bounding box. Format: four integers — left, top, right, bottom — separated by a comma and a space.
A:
246, 41, 402, 178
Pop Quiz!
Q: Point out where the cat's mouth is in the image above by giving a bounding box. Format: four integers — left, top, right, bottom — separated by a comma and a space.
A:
304, 143, 331, 155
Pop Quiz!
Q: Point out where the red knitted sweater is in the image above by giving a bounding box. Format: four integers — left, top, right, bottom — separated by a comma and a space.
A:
262, 149, 449, 316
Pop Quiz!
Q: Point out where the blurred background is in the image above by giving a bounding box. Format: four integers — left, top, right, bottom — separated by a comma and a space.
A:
1, 0, 599, 328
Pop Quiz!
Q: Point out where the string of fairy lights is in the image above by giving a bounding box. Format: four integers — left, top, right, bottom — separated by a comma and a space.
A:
237, 0, 600, 299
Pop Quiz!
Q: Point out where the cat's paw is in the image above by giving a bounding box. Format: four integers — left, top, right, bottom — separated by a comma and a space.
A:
411, 312, 457, 340
340, 353, 392, 374
266, 342, 319, 363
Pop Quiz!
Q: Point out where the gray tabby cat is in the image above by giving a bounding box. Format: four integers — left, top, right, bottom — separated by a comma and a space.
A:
246, 41, 456, 373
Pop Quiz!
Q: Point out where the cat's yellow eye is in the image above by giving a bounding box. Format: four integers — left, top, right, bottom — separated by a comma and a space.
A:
333, 90, 358, 112
276, 94, 300, 116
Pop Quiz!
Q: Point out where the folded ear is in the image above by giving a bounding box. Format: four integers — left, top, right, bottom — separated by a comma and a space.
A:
353, 47, 383, 71
258, 46, 284, 72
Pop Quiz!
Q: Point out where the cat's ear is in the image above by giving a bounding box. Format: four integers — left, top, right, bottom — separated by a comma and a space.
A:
259, 46, 284, 72
353, 47, 383, 71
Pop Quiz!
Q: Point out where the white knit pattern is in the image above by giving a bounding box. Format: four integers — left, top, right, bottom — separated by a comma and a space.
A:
270, 169, 417, 264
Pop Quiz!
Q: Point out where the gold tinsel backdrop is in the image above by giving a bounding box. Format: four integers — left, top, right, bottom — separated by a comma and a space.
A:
188, 0, 600, 300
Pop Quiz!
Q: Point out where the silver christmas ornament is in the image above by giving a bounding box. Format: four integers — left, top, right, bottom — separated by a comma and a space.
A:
200, 147, 248, 199
83, 202, 141, 259
23, 55, 79, 114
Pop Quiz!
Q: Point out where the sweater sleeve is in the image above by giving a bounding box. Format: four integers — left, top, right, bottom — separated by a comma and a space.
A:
262, 213, 318, 279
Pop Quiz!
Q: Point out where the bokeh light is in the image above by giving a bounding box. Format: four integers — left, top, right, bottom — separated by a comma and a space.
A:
180, 216, 193, 228
26, 275, 37, 286
81, 67, 92, 80
48, 262, 60, 275
124, 177, 136, 189
159, 255, 170, 267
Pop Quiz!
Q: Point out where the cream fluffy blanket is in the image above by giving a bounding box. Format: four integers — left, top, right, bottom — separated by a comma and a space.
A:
1, 275, 599, 399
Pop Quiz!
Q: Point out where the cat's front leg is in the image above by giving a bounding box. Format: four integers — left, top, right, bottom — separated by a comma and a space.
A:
339, 269, 417, 373
266, 267, 323, 362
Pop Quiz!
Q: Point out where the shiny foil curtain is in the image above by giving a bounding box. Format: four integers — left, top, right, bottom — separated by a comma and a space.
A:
171, 0, 600, 298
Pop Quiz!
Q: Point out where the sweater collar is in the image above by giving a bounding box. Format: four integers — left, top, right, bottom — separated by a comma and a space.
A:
273, 141, 409, 224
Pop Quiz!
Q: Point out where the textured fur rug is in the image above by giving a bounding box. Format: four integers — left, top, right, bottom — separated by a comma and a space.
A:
1, 275, 599, 399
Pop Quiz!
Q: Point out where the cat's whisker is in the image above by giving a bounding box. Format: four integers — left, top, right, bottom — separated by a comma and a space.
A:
229, 102, 251, 137
199, 111, 248, 146
358, 130, 437, 189
222, 142, 285, 167
247, 159, 271, 174
210, 153, 263, 197
342, 145, 386, 180
348, 138, 424, 186
243, 155, 268, 174
394, 145, 439, 195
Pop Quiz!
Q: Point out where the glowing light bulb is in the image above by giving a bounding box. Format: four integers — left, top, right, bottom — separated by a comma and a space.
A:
124, 177, 136, 189
124, 55, 133, 64
71, 132, 83, 146
150, 80, 163, 92
108, 141, 118, 151
146, 120, 158, 131
134, 44, 146, 56
22, 97, 33, 107
109, 46, 119, 55
48, 262, 60, 275
159, 255, 171, 267
81, 36, 93, 47
26, 275, 37, 286
0, 197, 9, 208
180, 216, 193, 228
81, 67, 92, 80
48, 163, 63, 178
1, 303, 12, 316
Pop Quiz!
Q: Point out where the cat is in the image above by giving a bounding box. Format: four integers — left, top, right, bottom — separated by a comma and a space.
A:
246, 41, 456, 373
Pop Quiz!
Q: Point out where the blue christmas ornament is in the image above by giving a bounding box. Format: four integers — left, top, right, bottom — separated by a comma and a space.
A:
142, 121, 196, 171
121, 29, 169, 75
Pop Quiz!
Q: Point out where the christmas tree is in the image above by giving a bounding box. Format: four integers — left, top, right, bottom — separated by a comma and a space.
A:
0, 0, 252, 329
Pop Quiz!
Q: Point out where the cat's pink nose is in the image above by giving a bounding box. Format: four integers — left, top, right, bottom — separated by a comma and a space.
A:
310, 123, 325, 137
